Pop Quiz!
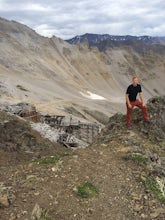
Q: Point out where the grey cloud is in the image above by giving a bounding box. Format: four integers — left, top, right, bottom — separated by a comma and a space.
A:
0, 0, 165, 39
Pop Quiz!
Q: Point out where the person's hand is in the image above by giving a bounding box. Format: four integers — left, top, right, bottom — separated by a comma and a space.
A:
142, 102, 145, 107
128, 103, 132, 108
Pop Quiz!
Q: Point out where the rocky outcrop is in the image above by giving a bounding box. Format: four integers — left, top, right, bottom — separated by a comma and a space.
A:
101, 96, 165, 142
94, 96, 165, 202
146, 96, 165, 140
0, 110, 62, 152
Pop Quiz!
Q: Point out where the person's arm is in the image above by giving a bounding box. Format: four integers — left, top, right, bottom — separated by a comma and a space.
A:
126, 94, 132, 108
139, 92, 145, 106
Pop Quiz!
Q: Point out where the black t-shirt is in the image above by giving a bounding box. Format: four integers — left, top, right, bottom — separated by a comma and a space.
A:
126, 84, 142, 102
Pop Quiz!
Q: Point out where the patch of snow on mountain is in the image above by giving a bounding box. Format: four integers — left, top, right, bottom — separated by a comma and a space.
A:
80, 91, 106, 100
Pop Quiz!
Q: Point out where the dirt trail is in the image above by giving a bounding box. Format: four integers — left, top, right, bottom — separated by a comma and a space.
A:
0, 142, 162, 220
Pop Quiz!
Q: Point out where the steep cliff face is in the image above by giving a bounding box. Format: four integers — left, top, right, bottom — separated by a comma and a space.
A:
0, 18, 165, 122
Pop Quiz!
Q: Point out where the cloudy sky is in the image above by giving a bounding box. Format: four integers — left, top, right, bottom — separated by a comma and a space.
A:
0, 0, 165, 39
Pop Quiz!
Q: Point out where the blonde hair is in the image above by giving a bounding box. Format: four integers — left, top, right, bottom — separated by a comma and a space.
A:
132, 76, 138, 80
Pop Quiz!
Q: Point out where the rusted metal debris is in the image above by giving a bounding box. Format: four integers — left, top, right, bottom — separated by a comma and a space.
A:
3, 103, 101, 148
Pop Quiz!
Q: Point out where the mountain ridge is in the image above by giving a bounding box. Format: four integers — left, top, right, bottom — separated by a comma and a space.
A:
66, 33, 165, 45
66, 33, 165, 52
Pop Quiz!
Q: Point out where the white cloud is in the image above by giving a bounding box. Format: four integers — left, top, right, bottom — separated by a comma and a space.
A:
22, 3, 51, 12
0, 1, 50, 12
0, 0, 165, 39
35, 24, 55, 37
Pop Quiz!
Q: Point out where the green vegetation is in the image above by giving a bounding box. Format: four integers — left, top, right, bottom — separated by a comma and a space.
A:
33, 156, 59, 164
60, 151, 73, 157
77, 181, 99, 198
25, 176, 37, 183
123, 153, 148, 166
39, 209, 51, 220
141, 176, 165, 203
107, 132, 119, 140
33, 151, 73, 165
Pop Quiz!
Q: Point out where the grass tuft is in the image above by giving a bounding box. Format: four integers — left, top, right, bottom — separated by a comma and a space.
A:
123, 153, 147, 166
77, 181, 98, 198
33, 156, 59, 164
39, 209, 51, 220
141, 176, 165, 203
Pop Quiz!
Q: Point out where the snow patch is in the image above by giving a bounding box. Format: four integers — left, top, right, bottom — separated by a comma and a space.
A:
80, 91, 106, 100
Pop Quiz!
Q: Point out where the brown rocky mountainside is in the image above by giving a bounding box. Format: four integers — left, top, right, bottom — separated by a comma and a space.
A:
0, 17, 165, 122
0, 17, 165, 220
0, 96, 165, 220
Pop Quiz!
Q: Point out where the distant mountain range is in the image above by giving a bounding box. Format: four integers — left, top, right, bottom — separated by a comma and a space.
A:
66, 33, 165, 51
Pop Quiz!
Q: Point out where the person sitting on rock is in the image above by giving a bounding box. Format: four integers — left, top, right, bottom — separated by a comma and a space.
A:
125, 76, 149, 128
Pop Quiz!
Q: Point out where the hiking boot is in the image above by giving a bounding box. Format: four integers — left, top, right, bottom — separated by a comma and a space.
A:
127, 125, 132, 130
144, 120, 151, 124
144, 120, 151, 127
